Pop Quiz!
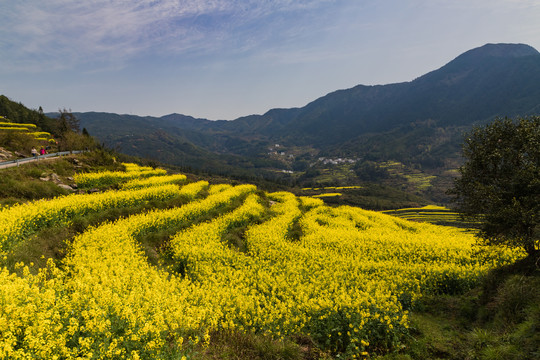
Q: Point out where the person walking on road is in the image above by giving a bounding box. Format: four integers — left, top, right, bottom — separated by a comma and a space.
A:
31, 147, 38, 157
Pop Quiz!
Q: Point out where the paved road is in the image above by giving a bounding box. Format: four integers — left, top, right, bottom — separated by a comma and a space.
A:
0, 151, 85, 170
0, 156, 60, 169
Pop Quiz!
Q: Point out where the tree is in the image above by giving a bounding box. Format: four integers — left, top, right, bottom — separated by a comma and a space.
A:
58, 108, 80, 133
449, 116, 539, 256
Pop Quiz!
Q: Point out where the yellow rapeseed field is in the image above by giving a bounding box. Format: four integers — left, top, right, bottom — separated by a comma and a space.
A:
0, 164, 523, 359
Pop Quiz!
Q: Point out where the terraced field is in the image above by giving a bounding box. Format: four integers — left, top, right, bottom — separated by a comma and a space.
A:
382, 205, 478, 228
0, 164, 521, 359
0, 117, 55, 143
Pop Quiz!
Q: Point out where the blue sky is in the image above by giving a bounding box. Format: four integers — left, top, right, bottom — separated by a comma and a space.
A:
1, 0, 540, 120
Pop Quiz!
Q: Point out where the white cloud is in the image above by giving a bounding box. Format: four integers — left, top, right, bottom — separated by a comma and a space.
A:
0, 0, 338, 72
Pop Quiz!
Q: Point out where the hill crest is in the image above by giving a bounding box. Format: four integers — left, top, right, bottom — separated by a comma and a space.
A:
455, 42, 539, 60
60, 43, 540, 203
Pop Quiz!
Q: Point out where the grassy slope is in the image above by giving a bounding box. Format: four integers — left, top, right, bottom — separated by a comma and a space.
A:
0, 150, 123, 206
1, 152, 538, 360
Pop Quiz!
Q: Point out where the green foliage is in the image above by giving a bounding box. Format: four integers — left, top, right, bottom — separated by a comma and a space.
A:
57, 108, 80, 133
79, 148, 123, 169
449, 116, 540, 255
0, 153, 123, 207
0, 130, 41, 155
427, 270, 480, 296
354, 161, 391, 181
58, 130, 97, 152
0, 95, 58, 135
490, 275, 539, 327
314, 183, 429, 210
3, 225, 73, 275
0, 96, 102, 156
382, 205, 477, 228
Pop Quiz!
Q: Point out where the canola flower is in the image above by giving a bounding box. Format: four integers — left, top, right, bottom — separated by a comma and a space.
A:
0, 127, 30, 131
0, 184, 256, 359
207, 183, 232, 194
0, 166, 524, 358
302, 185, 362, 191
169, 192, 403, 355
59, 184, 256, 354
122, 163, 155, 172
298, 196, 324, 209
0, 181, 208, 253
29, 131, 51, 138
381, 205, 477, 227
312, 192, 342, 198
121, 174, 187, 190
0, 122, 37, 128
169, 192, 519, 356
74, 163, 167, 188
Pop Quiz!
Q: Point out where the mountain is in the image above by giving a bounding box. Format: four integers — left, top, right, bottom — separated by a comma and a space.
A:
253, 43, 540, 145
73, 43, 540, 203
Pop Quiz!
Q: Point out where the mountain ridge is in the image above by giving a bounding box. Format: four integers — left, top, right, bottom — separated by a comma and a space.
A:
64, 43, 540, 202
132, 43, 540, 145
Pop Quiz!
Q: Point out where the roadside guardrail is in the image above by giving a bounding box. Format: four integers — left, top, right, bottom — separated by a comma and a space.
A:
0, 150, 86, 168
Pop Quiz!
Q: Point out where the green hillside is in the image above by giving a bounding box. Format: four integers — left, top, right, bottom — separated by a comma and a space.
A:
0, 96, 98, 158
74, 43, 540, 204
0, 95, 58, 134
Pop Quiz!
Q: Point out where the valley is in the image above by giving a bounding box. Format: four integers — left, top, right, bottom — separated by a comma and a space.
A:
71, 43, 540, 207
1, 42, 539, 359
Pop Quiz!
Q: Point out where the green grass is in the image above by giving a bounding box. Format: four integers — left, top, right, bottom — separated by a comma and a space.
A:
297, 183, 429, 210
0, 151, 123, 206
402, 173, 436, 191
375, 254, 540, 360
378, 161, 438, 192
0, 162, 72, 206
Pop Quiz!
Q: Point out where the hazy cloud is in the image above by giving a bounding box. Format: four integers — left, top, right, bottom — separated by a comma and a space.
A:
0, 0, 337, 72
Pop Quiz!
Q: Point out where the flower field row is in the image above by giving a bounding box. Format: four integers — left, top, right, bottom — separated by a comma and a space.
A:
121, 174, 187, 189
0, 121, 54, 142
0, 179, 206, 254
73, 163, 167, 188
382, 205, 478, 228
0, 121, 37, 129
0, 126, 33, 131
122, 163, 155, 172
0, 165, 524, 359
0, 183, 257, 359
167, 192, 520, 356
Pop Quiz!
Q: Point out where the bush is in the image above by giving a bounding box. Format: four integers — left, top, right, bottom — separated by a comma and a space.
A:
0, 131, 40, 155
491, 275, 540, 326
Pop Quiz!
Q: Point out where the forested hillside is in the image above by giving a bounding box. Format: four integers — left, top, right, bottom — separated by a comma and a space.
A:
73, 43, 540, 204
0, 95, 97, 158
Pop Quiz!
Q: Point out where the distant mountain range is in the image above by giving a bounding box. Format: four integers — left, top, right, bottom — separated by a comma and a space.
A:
70, 43, 540, 203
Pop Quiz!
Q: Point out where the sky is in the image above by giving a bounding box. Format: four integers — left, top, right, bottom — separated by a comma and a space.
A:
1, 0, 540, 120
